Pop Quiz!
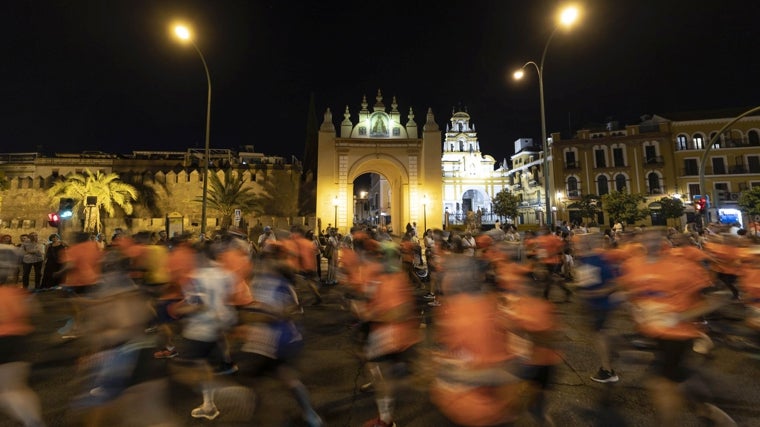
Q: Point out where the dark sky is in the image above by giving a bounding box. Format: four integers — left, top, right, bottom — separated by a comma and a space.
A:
3, 1, 759, 161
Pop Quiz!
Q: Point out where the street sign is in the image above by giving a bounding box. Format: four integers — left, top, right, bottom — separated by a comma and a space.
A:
234, 209, 241, 227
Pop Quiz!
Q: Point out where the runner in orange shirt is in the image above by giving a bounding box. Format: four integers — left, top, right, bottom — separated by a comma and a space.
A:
289, 226, 322, 305
0, 242, 44, 426
617, 229, 736, 426
703, 235, 743, 299
58, 232, 104, 339
359, 242, 421, 427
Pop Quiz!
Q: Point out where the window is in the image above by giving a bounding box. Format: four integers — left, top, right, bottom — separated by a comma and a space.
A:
565, 151, 577, 168
749, 155, 760, 173
567, 177, 578, 196
688, 183, 701, 198
749, 130, 760, 146
712, 157, 726, 174
615, 174, 627, 192
693, 133, 705, 150
710, 132, 721, 149
597, 175, 609, 195
647, 172, 661, 194
645, 145, 657, 163
613, 147, 625, 167
595, 149, 606, 168
684, 158, 699, 175
676, 134, 688, 150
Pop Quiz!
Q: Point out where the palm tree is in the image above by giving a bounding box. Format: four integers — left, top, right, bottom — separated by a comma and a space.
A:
48, 169, 138, 233
254, 170, 299, 218
200, 169, 259, 229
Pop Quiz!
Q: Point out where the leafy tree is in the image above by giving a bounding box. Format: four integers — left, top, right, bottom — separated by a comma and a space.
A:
738, 186, 760, 218
491, 189, 519, 224
574, 194, 603, 225
658, 196, 686, 228
201, 169, 259, 229
253, 171, 300, 218
602, 191, 649, 226
48, 169, 138, 233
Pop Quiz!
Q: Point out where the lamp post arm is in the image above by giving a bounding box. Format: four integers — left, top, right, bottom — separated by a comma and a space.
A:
699, 105, 760, 204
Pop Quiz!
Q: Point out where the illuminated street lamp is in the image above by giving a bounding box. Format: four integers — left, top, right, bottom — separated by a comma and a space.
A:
514, 5, 580, 227
333, 196, 339, 231
421, 194, 428, 235
173, 23, 212, 236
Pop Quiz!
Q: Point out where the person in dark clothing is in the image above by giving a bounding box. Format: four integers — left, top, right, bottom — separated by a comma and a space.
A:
41, 234, 66, 289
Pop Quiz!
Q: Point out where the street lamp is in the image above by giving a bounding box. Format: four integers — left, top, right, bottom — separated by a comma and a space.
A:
421, 194, 428, 235
513, 5, 580, 228
173, 23, 212, 237
333, 196, 339, 231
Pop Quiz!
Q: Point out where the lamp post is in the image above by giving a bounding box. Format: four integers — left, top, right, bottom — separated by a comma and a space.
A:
514, 5, 580, 228
422, 194, 428, 235
333, 196, 339, 231
173, 24, 212, 237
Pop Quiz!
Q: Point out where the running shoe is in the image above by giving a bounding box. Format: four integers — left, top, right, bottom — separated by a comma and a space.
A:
191, 405, 220, 420
214, 362, 239, 375
153, 349, 178, 359
427, 299, 441, 307
422, 293, 436, 300
590, 368, 619, 383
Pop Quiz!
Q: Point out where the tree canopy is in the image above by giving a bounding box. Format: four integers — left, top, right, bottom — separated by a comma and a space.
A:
491, 189, 520, 224
601, 191, 649, 226
200, 169, 259, 229
47, 169, 138, 233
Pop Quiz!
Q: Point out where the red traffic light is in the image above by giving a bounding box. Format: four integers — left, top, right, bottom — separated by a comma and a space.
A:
695, 197, 707, 213
47, 212, 60, 227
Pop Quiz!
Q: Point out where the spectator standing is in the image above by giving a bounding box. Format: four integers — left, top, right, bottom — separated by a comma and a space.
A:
461, 231, 476, 257
325, 228, 340, 285
21, 233, 45, 290
257, 226, 276, 253
40, 234, 66, 290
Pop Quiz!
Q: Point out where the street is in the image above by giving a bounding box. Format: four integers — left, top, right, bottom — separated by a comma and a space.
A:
4, 284, 760, 427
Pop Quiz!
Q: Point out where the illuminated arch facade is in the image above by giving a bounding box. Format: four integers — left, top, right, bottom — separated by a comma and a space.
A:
316, 90, 442, 234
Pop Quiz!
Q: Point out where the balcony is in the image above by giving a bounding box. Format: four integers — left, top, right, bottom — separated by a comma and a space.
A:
564, 161, 581, 170
643, 155, 665, 166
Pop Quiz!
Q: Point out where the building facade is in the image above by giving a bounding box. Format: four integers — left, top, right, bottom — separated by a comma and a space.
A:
440, 109, 511, 226
315, 90, 442, 235
548, 109, 760, 228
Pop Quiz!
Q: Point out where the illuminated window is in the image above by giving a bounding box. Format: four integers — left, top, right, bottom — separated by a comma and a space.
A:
676, 134, 688, 150
693, 133, 705, 150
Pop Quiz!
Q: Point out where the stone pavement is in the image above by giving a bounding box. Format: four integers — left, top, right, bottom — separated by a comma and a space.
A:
5, 285, 760, 427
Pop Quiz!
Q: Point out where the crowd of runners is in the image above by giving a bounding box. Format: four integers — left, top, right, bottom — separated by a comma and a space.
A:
0, 220, 758, 426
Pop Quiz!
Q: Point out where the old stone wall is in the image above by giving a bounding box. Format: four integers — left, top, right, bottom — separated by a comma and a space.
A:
0, 166, 303, 243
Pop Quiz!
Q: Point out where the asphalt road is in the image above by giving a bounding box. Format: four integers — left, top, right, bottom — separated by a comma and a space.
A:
4, 283, 760, 427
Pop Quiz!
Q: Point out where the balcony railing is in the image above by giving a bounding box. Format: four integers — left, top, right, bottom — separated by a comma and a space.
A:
683, 165, 756, 176
564, 161, 581, 170
643, 155, 665, 165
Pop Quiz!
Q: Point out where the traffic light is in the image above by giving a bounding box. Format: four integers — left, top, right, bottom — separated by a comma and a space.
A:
47, 212, 60, 227
59, 198, 74, 219
695, 197, 707, 214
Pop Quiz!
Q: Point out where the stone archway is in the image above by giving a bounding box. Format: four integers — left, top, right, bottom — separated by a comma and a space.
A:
314, 93, 442, 236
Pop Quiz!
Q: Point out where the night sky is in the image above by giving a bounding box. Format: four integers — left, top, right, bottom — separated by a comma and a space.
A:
3, 1, 759, 161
